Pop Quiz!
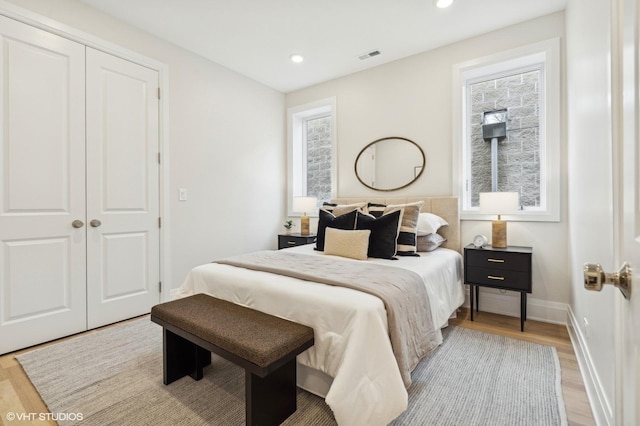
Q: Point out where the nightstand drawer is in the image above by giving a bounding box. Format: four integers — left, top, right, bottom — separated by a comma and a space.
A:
278, 234, 316, 249
466, 266, 531, 291
465, 250, 530, 272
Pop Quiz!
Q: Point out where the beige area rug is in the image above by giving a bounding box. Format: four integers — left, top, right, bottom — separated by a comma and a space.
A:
17, 318, 567, 425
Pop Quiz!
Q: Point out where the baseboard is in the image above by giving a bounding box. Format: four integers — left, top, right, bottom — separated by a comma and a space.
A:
566, 306, 612, 426
463, 287, 567, 325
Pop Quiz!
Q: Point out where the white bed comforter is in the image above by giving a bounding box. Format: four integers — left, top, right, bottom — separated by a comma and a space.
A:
174, 245, 464, 426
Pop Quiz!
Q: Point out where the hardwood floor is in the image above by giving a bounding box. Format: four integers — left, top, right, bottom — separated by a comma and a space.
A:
0, 310, 595, 425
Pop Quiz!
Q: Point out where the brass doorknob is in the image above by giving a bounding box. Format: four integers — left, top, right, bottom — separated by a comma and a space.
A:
584, 262, 632, 299
90, 219, 102, 228
72, 220, 84, 228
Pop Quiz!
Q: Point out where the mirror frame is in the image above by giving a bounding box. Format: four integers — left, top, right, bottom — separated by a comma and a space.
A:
354, 136, 426, 192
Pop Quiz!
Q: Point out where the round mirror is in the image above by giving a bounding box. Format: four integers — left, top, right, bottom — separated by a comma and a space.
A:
355, 137, 425, 191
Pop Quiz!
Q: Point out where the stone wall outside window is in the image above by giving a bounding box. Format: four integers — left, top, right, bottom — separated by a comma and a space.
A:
469, 70, 540, 208
306, 116, 332, 206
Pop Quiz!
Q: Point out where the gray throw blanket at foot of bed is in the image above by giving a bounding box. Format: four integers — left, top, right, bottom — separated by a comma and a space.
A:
216, 250, 439, 387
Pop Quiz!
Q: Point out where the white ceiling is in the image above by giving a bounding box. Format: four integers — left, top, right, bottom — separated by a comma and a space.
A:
80, 0, 566, 93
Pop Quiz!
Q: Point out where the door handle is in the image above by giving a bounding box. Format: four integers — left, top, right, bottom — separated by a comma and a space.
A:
90, 219, 102, 228
584, 262, 632, 299
72, 220, 84, 228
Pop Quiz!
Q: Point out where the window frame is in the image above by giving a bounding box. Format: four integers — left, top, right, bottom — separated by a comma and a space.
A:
452, 38, 561, 222
287, 97, 337, 217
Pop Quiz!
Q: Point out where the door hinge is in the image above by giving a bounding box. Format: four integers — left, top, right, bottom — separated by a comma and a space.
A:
158, 217, 162, 228
157, 87, 161, 99
157, 152, 161, 165
159, 281, 162, 293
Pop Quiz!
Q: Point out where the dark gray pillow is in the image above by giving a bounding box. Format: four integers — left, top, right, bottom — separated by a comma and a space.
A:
355, 210, 402, 259
315, 209, 358, 251
417, 233, 447, 252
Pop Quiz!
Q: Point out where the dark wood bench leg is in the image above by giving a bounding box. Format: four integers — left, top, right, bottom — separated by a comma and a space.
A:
163, 328, 211, 385
245, 359, 297, 426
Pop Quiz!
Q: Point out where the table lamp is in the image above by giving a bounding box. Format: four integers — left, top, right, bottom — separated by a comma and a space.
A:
479, 192, 519, 248
293, 196, 317, 235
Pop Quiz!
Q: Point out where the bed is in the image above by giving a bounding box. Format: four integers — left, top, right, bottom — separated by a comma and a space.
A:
174, 196, 464, 426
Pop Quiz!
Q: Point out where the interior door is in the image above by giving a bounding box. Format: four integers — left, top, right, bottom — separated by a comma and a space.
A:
0, 16, 86, 354
85, 48, 160, 329
356, 145, 376, 187
617, 0, 639, 422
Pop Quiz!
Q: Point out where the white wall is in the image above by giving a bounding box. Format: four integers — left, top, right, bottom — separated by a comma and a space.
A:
286, 12, 569, 320
4, 0, 286, 290
5, 1, 613, 417
565, 0, 616, 423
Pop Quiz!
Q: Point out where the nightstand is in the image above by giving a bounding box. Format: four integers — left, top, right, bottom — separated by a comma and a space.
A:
464, 244, 532, 331
278, 233, 317, 250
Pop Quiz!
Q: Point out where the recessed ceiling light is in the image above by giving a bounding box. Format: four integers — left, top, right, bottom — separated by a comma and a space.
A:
290, 54, 304, 63
435, 0, 454, 8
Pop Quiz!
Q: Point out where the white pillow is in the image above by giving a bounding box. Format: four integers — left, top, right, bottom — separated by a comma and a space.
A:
324, 227, 371, 260
417, 212, 449, 236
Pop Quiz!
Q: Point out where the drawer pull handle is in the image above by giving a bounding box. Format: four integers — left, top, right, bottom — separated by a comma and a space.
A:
288, 241, 296, 245
487, 275, 505, 281
487, 258, 505, 263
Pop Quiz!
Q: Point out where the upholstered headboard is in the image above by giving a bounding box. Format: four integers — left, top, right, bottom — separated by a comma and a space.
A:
331, 196, 460, 253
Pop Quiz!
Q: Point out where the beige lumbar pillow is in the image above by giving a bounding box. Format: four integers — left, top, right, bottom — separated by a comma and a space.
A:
324, 227, 371, 260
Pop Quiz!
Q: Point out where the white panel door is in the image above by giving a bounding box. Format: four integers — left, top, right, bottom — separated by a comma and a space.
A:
617, 0, 639, 422
86, 48, 160, 329
0, 16, 86, 354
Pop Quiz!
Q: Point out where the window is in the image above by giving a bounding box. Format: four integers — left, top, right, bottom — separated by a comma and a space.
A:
468, 68, 542, 208
452, 39, 561, 222
287, 98, 336, 215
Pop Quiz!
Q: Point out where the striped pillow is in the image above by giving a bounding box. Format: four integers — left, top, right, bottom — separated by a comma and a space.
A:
366, 202, 387, 218
322, 202, 367, 217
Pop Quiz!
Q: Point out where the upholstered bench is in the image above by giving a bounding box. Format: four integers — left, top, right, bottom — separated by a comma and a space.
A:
150, 293, 314, 426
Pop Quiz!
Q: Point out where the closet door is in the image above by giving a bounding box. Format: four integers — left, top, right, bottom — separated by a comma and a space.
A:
0, 16, 86, 354
85, 48, 160, 328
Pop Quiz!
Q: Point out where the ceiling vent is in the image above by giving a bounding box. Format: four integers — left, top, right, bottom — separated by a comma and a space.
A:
358, 50, 381, 60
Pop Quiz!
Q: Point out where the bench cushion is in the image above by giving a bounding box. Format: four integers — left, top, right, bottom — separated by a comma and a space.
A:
151, 294, 314, 369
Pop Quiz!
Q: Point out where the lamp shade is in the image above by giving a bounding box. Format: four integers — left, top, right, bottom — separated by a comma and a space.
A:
479, 192, 519, 215
292, 196, 317, 214
480, 192, 519, 248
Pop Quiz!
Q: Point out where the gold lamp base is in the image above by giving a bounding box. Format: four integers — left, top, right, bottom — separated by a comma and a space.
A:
300, 215, 310, 235
491, 219, 507, 248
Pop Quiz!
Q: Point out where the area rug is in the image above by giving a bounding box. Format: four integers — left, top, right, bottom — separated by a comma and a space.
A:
17, 319, 567, 425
